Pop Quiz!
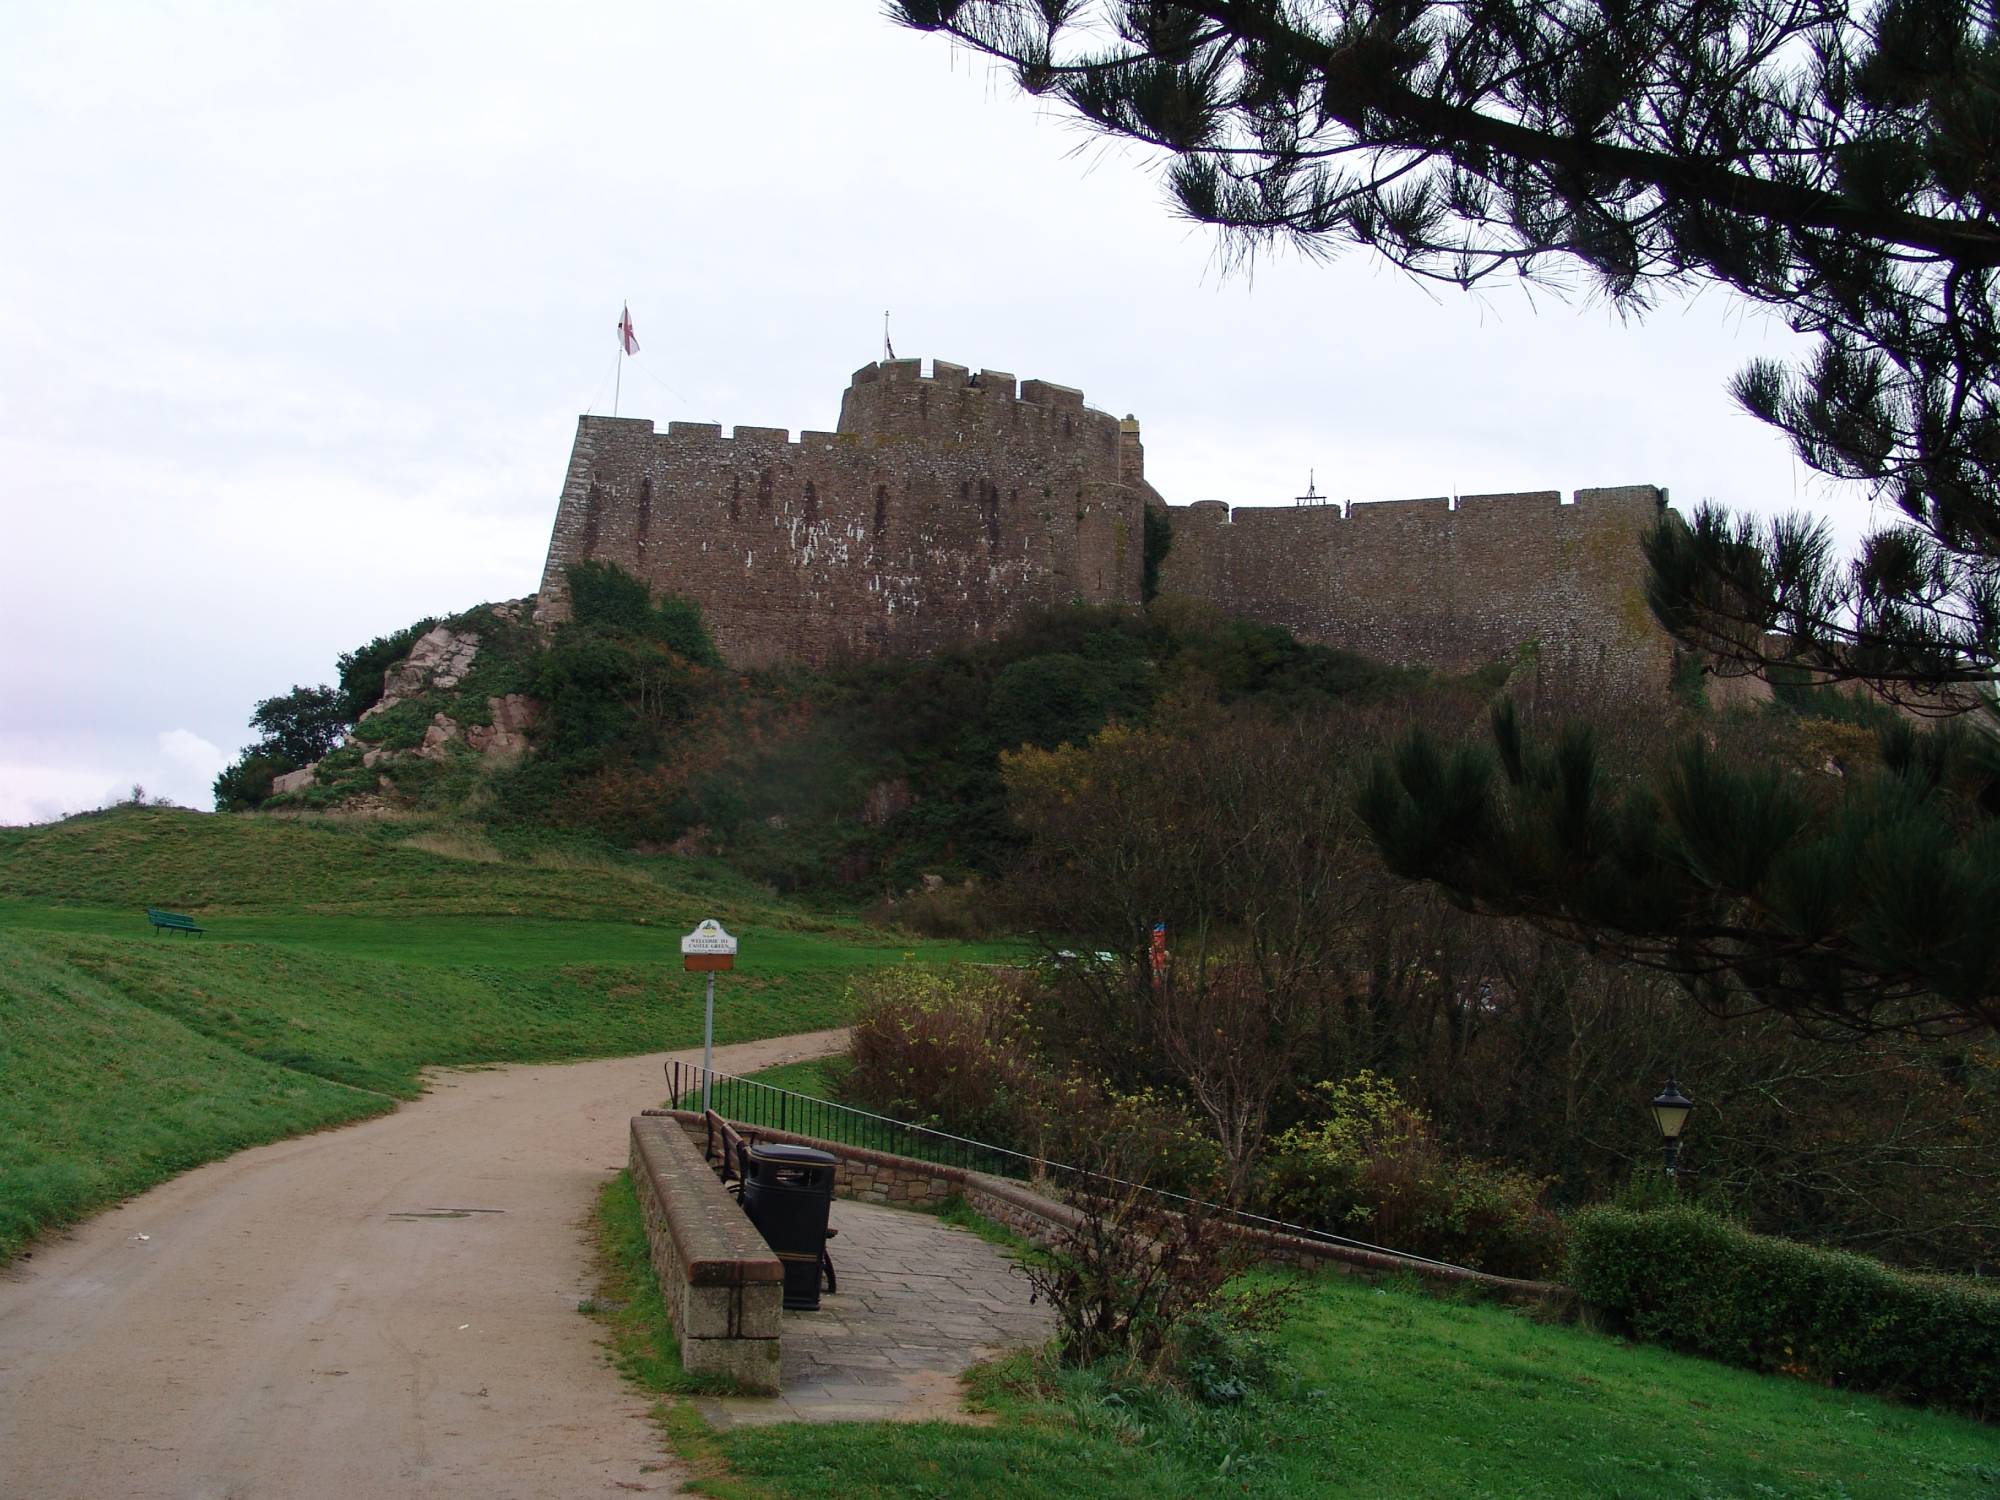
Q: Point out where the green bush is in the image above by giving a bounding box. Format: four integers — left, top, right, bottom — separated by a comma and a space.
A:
1568, 1203, 2000, 1419
565, 561, 720, 666
349, 699, 430, 751
212, 751, 293, 812
1166, 1303, 1283, 1404
1264, 1072, 1565, 1279
844, 963, 1041, 1147
985, 652, 1150, 752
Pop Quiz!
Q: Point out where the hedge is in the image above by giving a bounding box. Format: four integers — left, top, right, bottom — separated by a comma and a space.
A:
1568, 1204, 2000, 1420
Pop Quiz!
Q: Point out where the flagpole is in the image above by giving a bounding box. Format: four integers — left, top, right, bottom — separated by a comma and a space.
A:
614, 344, 622, 418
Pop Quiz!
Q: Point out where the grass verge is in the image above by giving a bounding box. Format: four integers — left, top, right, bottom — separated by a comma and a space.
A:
585, 1170, 744, 1398
695, 1271, 2000, 1499
0, 931, 391, 1258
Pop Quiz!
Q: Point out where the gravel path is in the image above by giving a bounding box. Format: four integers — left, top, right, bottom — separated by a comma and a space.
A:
0, 1028, 847, 1500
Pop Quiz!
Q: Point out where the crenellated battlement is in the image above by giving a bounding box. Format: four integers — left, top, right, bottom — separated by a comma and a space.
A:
537, 358, 1673, 692
849, 355, 1089, 409
839, 356, 1106, 445
570, 417, 873, 462
1170, 485, 1662, 526
846, 355, 1091, 414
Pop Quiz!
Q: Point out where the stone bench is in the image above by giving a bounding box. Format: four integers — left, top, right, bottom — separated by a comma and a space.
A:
628, 1115, 783, 1392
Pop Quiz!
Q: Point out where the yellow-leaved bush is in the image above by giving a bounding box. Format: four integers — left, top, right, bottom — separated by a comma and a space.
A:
1264, 1072, 1564, 1279
845, 963, 1041, 1148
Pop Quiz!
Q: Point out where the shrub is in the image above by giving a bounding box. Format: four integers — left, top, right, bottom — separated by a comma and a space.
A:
1023, 1129, 1296, 1377
532, 633, 704, 758
1165, 1303, 1283, 1404
566, 560, 655, 632
844, 964, 1040, 1147
1265, 1072, 1564, 1279
1568, 1203, 2000, 1419
985, 652, 1150, 752
565, 561, 721, 666
1030, 1074, 1228, 1197
865, 879, 1012, 940
213, 750, 293, 812
349, 699, 430, 751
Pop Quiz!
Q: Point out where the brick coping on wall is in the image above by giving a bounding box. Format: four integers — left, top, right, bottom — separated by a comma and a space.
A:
645, 1108, 1572, 1311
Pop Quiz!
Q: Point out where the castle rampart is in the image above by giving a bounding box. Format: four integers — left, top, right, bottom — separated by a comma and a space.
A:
1156, 486, 1671, 688
537, 358, 1673, 690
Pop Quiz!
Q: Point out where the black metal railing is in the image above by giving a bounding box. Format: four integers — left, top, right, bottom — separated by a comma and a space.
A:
667, 1060, 1029, 1178
665, 1060, 1502, 1281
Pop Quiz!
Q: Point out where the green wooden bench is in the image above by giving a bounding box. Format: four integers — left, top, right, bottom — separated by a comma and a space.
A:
146, 908, 205, 937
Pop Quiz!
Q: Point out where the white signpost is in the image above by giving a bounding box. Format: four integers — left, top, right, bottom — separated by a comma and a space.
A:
680, 919, 738, 1113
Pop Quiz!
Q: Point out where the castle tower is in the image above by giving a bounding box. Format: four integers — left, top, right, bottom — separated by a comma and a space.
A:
536, 358, 1150, 667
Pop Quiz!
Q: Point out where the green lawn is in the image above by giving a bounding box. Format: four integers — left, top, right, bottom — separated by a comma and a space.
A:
0, 807, 995, 1262
0, 932, 392, 1258
702, 1272, 2000, 1499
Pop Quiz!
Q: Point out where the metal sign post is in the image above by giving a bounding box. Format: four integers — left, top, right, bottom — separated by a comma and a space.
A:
680, 919, 738, 1114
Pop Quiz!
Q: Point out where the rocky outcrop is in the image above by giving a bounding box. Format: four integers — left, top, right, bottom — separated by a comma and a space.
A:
271, 766, 316, 796
365, 626, 481, 720
861, 777, 913, 826
420, 714, 463, 757
464, 694, 538, 758
264, 600, 543, 808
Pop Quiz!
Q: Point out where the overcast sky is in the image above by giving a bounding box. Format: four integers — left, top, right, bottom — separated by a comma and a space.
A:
0, 2, 1878, 822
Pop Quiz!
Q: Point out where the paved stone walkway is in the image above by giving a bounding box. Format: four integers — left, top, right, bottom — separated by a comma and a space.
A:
692, 1198, 1052, 1427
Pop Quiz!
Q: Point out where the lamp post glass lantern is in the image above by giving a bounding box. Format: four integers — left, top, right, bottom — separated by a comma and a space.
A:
1650, 1078, 1693, 1180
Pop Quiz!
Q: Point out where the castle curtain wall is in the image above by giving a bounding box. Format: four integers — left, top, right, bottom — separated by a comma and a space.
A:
1158, 486, 1670, 691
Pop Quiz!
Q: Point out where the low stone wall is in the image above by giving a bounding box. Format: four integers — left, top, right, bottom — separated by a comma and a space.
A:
628, 1115, 784, 1393
650, 1109, 1569, 1309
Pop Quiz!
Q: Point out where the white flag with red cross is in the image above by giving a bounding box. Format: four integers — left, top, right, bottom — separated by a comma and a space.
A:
617, 304, 639, 355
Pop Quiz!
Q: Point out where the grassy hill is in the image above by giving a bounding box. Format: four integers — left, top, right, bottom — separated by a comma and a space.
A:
0, 807, 1003, 1261
0, 804, 788, 920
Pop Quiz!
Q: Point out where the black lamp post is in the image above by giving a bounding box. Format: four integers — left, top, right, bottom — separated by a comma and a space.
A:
1650, 1078, 1693, 1183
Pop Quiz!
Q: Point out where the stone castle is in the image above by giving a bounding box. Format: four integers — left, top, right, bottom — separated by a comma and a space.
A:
537, 357, 1672, 689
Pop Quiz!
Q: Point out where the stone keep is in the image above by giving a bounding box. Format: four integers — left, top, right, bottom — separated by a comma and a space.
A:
538, 357, 1673, 689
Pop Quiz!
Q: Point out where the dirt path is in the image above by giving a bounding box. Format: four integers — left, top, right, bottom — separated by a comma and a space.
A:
0, 1028, 847, 1500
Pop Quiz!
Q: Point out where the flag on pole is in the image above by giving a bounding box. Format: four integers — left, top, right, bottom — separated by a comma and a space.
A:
618, 304, 640, 355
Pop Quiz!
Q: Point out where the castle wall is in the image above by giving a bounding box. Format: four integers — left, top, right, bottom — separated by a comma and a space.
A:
1158, 487, 1671, 689
537, 359, 1146, 668
537, 357, 1673, 694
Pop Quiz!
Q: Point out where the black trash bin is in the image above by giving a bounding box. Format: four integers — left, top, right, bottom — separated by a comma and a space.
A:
740, 1143, 838, 1310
